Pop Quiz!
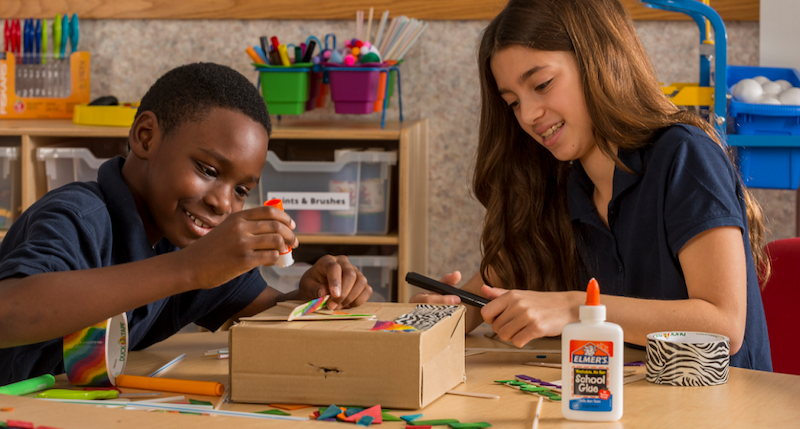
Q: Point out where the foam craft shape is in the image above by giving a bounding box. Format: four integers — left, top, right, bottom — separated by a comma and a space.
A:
401, 414, 423, 422
382, 411, 403, 421
346, 407, 364, 417
412, 419, 459, 425
256, 409, 291, 416
449, 423, 492, 428
370, 320, 416, 331
268, 403, 312, 410
318, 404, 343, 421
357, 415, 375, 426
345, 405, 383, 424
288, 296, 330, 321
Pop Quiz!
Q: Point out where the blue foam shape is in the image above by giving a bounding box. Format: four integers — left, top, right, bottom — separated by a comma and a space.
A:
346, 407, 364, 417
401, 413, 423, 422
357, 415, 374, 426
319, 404, 342, 421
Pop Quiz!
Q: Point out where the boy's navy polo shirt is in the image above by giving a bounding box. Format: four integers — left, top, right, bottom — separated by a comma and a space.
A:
0, 156, 267, 384
568, 124, 772, 371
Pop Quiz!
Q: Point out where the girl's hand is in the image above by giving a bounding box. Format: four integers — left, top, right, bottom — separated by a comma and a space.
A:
408, 271, 463, 305
480, 286, 582, 348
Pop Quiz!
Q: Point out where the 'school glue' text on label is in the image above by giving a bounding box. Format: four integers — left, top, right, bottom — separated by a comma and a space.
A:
561, 278, 623, 421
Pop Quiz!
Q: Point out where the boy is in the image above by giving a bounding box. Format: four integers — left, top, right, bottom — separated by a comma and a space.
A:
0, 63, 372, 383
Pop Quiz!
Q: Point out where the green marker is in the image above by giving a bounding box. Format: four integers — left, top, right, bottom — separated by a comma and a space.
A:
0, 374, 55, 396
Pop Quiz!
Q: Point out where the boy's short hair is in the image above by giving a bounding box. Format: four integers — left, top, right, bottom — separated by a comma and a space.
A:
135, 62, 271, 138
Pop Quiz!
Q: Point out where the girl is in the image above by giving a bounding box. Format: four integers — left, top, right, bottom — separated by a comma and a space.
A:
414, 0, 772, 370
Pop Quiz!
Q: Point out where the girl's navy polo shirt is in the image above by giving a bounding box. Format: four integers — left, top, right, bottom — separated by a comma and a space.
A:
568, 124, 772, 371
0, 156, 267, 384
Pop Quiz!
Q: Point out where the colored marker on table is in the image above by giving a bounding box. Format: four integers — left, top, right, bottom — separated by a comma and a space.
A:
149, 353, 187, 377
0, 374, 55, 396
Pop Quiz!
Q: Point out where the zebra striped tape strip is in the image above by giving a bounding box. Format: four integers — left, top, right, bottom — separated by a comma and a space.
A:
63, 313, 129, 387
645, 331, 729, 386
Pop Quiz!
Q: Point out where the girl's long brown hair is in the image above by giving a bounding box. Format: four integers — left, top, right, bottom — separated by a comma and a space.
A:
475, 0, 770, 291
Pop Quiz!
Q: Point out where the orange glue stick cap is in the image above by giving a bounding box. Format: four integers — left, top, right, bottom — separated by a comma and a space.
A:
586, 278, 601, 306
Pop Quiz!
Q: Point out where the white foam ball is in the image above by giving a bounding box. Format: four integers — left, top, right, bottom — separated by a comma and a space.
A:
775, 79, 794, 91
762, 81, 783, 95
757, 95, 781, 105
733, 79, 764, 103
752, 76, 771, 85
779, 87, 800, 105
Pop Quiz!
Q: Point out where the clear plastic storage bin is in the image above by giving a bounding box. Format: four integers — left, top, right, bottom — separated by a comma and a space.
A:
37, 148, 109, 191
259, 149, 397, 235
0, 147, 20, 229
259, 255, 398, 302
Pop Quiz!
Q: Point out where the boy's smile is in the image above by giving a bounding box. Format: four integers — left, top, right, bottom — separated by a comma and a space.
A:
124, 107, 270, 248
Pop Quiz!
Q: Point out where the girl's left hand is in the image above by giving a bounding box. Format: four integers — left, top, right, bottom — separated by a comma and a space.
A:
480, 286, 581, 348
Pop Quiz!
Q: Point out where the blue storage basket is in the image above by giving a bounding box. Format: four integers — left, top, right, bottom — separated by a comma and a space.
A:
736, 146, 800, 190
728, 65, 800, 136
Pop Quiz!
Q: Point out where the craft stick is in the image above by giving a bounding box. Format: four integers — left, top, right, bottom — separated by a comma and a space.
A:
356, 10, 363, 40
214, 386, 230, 410
218, 354, 229, 359
524, 362, 562, 369
136, 395, 186, 404
396, 22, 429, 61
465, 350, 486, 357
39, 398, 308, 420
465, 348, 562, 354
532, 396, 543, 429
374, 10, 390, 50
446, 390, 499, 399
623, 373, 647, 384
149, 353, 186, 377
366, 7, 374, 43
116, 374, 224, 397
206, 348, 228, 354
118, 392, 162, 397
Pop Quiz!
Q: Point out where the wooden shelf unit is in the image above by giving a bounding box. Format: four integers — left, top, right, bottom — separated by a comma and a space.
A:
0, 118, 429, 302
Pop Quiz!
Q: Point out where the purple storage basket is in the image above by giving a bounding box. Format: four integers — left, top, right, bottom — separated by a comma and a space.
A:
328, 68, 383, 114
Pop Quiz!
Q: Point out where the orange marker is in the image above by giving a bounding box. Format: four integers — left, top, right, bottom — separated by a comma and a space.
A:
246, 46, 265, 65
115, 374, 224, 397
264, 199, 295, 267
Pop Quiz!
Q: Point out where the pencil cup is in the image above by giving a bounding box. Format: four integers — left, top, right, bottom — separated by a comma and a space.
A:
327, 67, 385, 114
258, 65, 311, 115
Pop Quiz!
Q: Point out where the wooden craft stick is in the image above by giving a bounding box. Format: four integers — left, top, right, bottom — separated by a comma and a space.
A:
624, 373, 647, 384
532, 396, 544, 429
136, 395, 186, 404
446, 390, 499, 399
366, 7, 374, 43
465, 348, 562, 354
214, 386, 230, 410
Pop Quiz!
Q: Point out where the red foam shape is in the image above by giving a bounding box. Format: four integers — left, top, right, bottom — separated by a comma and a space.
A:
7, 421, 34, 429
344, 404, 383, 424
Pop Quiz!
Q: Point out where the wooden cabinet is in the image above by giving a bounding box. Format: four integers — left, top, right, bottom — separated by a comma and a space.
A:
0, 118, 428, 302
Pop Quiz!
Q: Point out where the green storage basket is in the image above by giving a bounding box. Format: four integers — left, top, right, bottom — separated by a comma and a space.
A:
258, 64, 311, 116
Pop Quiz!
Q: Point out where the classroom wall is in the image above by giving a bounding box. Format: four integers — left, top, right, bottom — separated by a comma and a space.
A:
80, 18, 789, 285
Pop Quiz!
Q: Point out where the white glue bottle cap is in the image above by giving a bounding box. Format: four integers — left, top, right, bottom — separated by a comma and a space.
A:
264, 199, 295, 268
579, 278, 606, 322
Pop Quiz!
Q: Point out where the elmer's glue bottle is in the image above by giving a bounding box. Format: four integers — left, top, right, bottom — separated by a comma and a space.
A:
561, 278, 623, 421
264, 199, 295, 268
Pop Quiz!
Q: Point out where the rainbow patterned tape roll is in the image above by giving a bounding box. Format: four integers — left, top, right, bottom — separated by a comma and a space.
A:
63, 313, 129, 387
645, 331, 729, 387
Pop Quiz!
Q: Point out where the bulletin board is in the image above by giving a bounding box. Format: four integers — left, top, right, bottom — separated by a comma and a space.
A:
0, 0, 758, 21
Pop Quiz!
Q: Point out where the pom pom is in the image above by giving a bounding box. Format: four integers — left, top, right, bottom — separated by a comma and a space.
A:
344, 54, 356, 66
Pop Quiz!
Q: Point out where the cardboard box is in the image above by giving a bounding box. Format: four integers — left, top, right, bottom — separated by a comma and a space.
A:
229, 302, 465, 409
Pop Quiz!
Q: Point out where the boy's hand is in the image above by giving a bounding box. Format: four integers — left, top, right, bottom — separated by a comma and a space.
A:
181, 205, 298, 289
299, 255, 371, 310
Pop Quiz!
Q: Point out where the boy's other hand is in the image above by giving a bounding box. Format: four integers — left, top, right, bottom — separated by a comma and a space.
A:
181, 205, 298, 289
299, 255, 371, 310
408, 271, 462, 305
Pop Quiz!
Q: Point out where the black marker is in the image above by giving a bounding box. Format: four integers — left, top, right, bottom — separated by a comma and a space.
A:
405, 272, 491, 307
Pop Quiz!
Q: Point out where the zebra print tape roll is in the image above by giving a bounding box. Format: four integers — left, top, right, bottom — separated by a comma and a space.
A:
646, 331, 729, 386
63, 313, 129, 387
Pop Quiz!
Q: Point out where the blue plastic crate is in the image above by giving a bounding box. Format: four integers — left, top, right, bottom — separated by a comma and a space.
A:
728, 65, 800, 135
736, 146, 800, 189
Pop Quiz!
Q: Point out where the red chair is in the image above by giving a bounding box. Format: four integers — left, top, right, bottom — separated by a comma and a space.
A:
760, 238, 800, 375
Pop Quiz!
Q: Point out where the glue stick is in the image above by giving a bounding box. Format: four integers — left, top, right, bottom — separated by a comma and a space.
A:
561, 278, 623, 421
264, 199, 295, 268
